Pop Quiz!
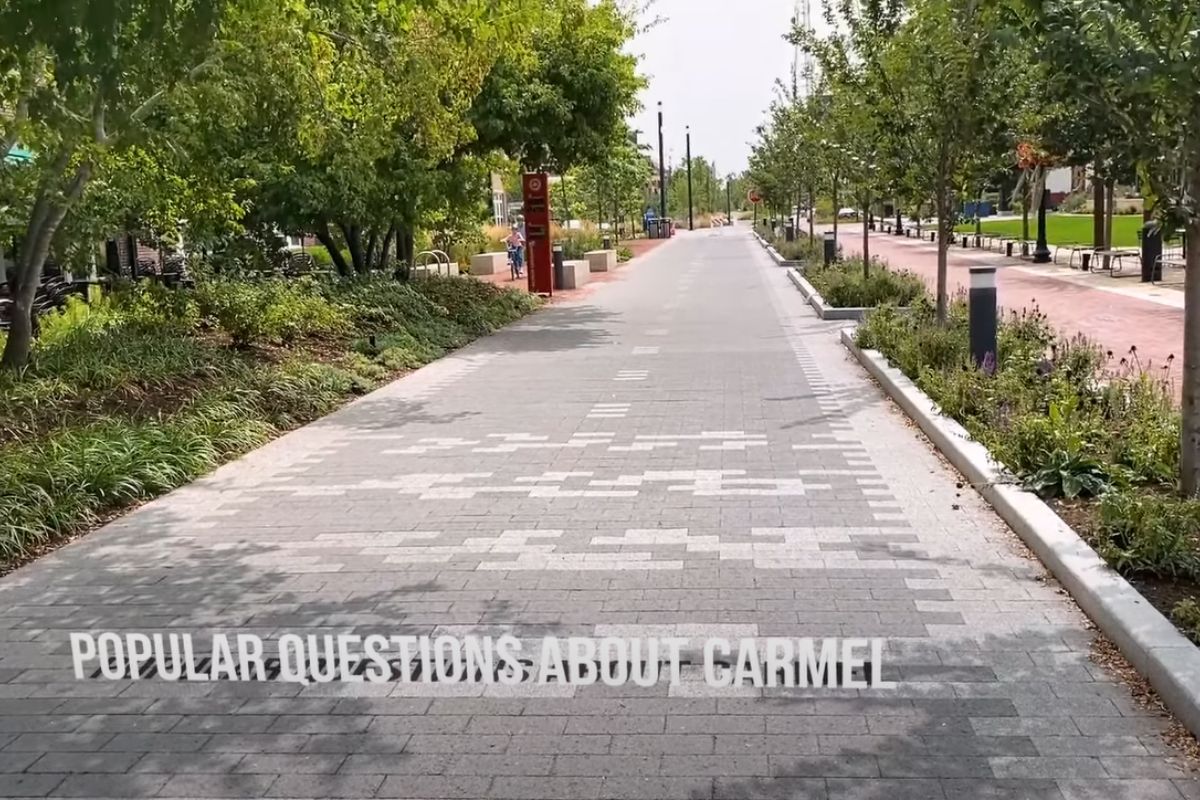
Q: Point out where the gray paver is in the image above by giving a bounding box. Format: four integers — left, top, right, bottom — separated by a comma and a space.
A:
0, 228, 1191, 797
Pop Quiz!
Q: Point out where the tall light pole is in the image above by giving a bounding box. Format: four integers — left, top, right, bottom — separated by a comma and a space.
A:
657, 102, 667, 222
685, 126, 694, 231
726, 176, 733, 222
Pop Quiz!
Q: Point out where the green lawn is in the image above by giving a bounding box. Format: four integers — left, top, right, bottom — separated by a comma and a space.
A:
953, 214, 1147, 248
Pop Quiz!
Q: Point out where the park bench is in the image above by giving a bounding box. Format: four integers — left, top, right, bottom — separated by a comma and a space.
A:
1055, 245, 1093, 269
1090, 248, 1139, 275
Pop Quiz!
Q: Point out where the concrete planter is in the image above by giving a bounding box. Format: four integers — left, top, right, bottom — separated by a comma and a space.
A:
585, 250, 618, 273
756, 234, 805, 268
470, 252, 507, 276
787, 268, 892, 322
559, 259, 589, 290
842, 329, 1200, 739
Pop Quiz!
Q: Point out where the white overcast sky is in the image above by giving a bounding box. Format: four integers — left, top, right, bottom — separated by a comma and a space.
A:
629, 0, 822, 176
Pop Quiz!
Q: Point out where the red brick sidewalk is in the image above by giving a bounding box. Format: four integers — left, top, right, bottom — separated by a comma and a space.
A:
842, 229, 1182, 374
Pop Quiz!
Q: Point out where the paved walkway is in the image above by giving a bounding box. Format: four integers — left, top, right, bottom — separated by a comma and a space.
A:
836, 228, 1182, 374
1, 228, 1196, 799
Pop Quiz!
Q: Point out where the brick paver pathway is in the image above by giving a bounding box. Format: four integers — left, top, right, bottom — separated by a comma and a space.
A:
840, 229, 1182, 375
1, 227, 1195, 799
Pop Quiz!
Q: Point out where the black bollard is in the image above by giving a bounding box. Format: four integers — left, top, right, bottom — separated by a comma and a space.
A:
969, 267, 998, 370
552, 244, 565, 290
823, 231, 837, 266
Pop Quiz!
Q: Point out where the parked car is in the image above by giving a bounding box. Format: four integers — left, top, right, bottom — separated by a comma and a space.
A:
837, 208, 859, 220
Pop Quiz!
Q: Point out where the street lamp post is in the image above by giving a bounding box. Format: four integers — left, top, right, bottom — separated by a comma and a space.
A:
726, 177, 732, 222
657, 103, 667, 223
1033, 186, 1052, 263
686, 126, 694, 231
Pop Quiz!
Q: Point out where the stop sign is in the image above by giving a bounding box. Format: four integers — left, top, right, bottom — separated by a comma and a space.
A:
747, 189, 762, 204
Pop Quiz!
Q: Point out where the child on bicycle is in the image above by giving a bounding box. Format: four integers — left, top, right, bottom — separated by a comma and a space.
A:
505, 223, 525, 279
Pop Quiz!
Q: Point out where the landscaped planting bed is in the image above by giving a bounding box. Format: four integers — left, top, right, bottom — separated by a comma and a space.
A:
855, 297, 1200, 638
0, 275, 541, 570
804, 259, 925, 309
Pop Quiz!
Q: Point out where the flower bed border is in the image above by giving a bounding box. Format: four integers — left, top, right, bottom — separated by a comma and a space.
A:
841, 327, 1200, 738
788, 268, 876, 322
753, 231, 803, 268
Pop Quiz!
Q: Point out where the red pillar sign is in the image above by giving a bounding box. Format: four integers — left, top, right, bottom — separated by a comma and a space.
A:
522, 173, 553, 295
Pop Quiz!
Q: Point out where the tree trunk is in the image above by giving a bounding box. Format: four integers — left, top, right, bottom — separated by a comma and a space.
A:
1104, 178, 1115, 250
862, 194, 871, 276
808, 186, 815, 241
364, 231, 378, 272
314, 224, 351, 277
379, 225, 396, 272
1, 162, 92, 369
396, 225, 415, 278
935, 173, 949, 325
342, 224, 365, 273
832, 173, 840, 243
1182, 169, 1200, 495
1092, 170, 1105, 248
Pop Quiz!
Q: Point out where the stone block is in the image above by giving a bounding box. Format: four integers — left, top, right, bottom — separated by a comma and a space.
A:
585, 250, 618, 273
470, 252, 507, 276
560, 260, 589, 290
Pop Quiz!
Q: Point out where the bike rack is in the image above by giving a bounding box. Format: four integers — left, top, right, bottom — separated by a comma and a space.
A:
414, 250, 454, 278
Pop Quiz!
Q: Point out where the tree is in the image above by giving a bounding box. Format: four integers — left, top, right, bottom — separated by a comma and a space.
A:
469, 0, 643, 173
881, 0, 1011, 322
576, 127, 654, 233
1037, 0, 1200, 492
0, 0, 240, 367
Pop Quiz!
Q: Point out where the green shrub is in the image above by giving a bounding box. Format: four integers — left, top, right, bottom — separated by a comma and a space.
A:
411, 275, 541, 335
1172, 598, 1200, 644
805, 259, 925, 308
617, 246, 633, 262
775, 236, 822, 263
115, 281, 201, 336
36, 294, 125, 348
857, 294, 1182, 499
560, 230, 603, 260
1, 329, 239, 442
196, 279, 348, 346
0, 395, 274, 561
1093, 490, 1200, 579
303, 245, 348, 270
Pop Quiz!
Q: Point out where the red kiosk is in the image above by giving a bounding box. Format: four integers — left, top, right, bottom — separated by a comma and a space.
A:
522, 173, 553, 296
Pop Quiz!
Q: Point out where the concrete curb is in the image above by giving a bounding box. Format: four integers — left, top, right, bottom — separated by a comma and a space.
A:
788, 269, 870, 322
841, 328, 1200, 738
753, 232, 803, 268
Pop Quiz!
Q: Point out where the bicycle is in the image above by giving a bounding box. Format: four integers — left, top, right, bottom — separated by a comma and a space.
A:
508, 245, 524, 280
